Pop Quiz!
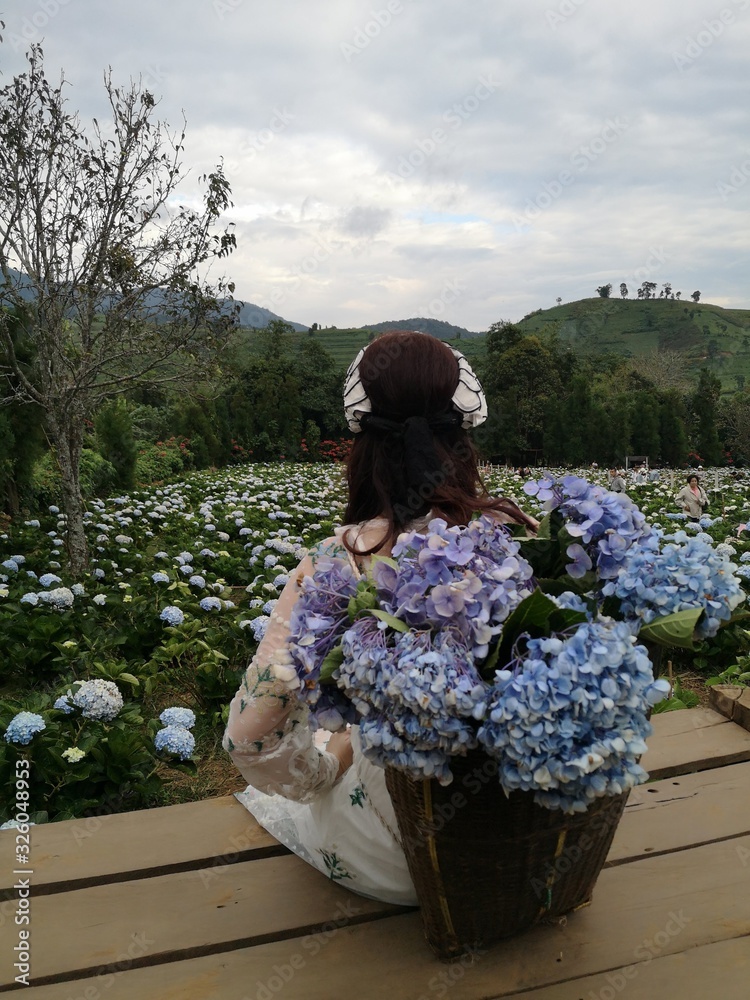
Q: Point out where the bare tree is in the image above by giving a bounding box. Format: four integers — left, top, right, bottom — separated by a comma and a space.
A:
0, 46, 237, 574
628, 349, 691, 392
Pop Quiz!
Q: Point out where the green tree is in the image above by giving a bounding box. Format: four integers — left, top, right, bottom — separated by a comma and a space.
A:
629, 391, 661, 462
484, 320, 523, 357
659, 390, 690, 466
596, 283, 612, 298
480, 336, 564, 462
295, 338, 345, 439
94, 399, 137, 489
0, 47, 236, 573
692, 369, 723, 465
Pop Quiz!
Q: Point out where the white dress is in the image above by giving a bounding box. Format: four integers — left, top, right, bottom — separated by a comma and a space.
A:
223, 520, 418, 906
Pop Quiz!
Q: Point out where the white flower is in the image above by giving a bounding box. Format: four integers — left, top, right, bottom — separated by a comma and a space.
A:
62, 747, 86, 763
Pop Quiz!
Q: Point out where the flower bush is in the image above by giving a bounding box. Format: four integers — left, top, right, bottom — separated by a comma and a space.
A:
286, 478, 747, 813
2, 460, 750, 821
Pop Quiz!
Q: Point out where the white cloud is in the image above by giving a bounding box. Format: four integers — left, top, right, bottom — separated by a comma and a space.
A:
2, 0, 749, 330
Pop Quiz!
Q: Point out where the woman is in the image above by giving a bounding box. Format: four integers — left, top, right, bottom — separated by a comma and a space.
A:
223, 332, 536, 904
675, 473, 708, 521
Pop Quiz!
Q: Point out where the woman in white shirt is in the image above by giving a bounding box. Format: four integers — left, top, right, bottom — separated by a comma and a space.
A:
223, 331, 536, 904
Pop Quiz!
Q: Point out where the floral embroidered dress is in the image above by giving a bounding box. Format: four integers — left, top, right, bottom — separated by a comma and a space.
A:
223, 519, 418, 906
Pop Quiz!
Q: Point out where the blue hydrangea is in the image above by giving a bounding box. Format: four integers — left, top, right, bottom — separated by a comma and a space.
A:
20, 593, 39, 607
154, 725, 195, 760
600, 530, 745, 639
39, 573, 62, 587
152, 572, 170, 584
4, 712, 46, 745
199, 596, 223, 612
249, 615, 270, 642
54, 695, 74, 714
477, 620, 670, 813
70, 680, 124, 721
2, 559, 19, 573
188, 575, 207, 589
160, 605, 185, 627
264, 554, 278, 568
159, 707, 196, 729
523, 475, 657, 579
374, 515, 535, 659
39, 587, 75, 609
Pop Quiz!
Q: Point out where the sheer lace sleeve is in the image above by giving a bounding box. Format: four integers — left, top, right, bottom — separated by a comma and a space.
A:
222, 545, 343, 803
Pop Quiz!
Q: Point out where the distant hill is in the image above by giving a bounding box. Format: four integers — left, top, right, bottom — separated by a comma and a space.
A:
235, 300, 307, 332
516, 297, 750, 390
364, 317, 481, 339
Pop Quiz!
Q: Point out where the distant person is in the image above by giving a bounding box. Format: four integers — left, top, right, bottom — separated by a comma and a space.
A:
608, 468, 626, 493
648, 468, 661, 482
675, 474, 709, 522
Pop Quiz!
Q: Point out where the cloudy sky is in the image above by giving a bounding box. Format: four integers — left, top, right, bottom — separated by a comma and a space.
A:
3, 0, 749, 331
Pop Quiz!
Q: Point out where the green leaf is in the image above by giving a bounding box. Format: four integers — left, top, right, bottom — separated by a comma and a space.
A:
319, 645, 344, 683
369, 609, 410, 633
370, 554, 398, 570
484, 588, 560, 679
118, 673, 140, 687
548, 607, 589, 633
536, 513, 552, 541
502, 588, 560, 635
638, 608, 704, 650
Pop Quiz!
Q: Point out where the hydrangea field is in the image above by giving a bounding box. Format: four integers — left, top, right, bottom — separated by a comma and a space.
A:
2, 462, 750, 823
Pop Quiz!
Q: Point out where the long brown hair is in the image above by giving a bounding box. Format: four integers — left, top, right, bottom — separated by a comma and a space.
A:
343, 331, 535, 553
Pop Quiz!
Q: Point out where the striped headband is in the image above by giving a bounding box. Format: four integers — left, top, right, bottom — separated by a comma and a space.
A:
342, 338, 488, 433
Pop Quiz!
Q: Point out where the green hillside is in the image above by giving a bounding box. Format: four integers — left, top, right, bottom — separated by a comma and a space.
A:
231, 297, 750, 391
516, 297, 750, 390
231, 325, 486, 371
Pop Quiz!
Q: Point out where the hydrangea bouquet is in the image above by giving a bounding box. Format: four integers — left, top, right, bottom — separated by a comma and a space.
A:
288, 476, 746, 813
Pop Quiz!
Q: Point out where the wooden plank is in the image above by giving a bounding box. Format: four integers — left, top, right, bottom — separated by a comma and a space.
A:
642, 715, 750, 779
0, 796, 281, 895
11, 836, 750, 999
648, 706, 728, 737
734, 688, 750, 733
709, 683, 744, 721
609, 760, 750, 863
0, 708, 742, 895
516, 936, 750, 1000
0, 853, 402, 988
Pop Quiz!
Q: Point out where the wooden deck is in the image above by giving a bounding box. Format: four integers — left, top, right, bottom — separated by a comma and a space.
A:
2, 707, 750, 999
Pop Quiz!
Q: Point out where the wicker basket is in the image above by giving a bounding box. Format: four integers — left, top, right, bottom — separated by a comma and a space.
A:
386, 751, 629, 962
